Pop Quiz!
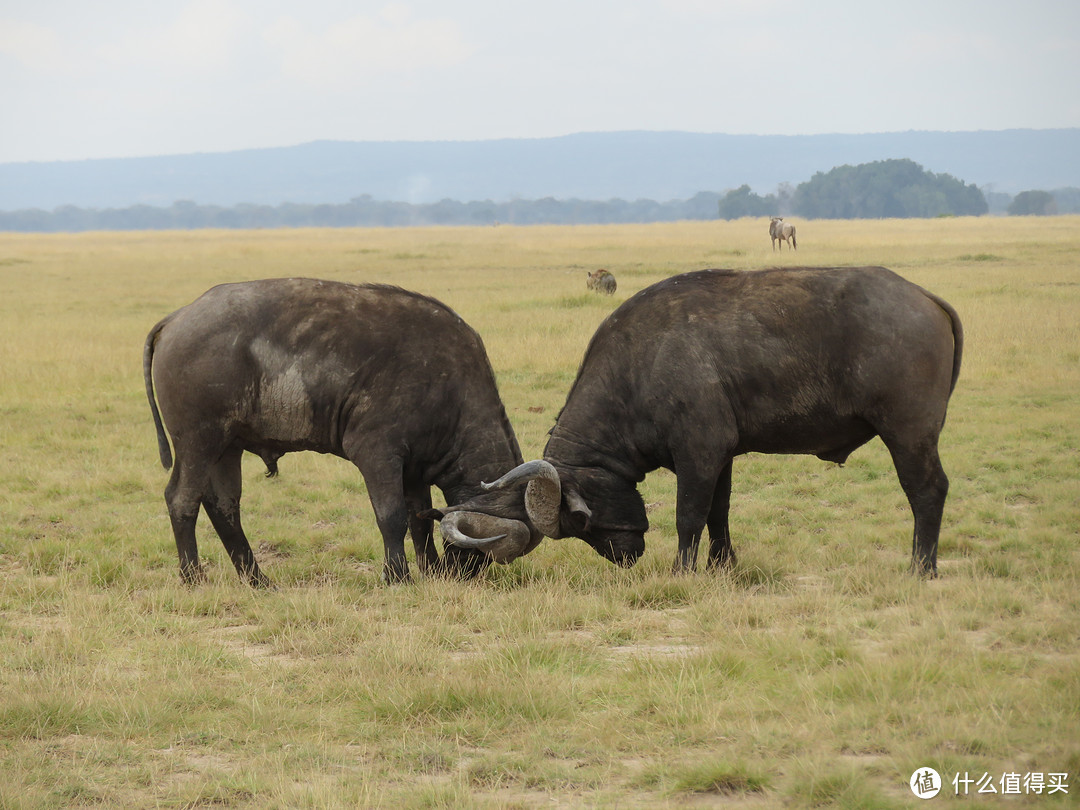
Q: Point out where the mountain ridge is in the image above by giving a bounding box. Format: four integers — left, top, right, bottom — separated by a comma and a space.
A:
2, 129, 1077, 211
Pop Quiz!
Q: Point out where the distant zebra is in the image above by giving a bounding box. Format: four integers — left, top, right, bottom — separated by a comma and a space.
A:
770, 217, 797, 251
586, 268, 617, 295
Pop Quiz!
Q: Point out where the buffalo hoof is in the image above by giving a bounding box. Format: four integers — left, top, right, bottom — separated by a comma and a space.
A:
439, 546, 490, 580
383, 563, 412, 585
706, 548, 738, 571
246, 572, 274, 589
671, 548, 699, 574
910, 551, 938, 578
179, 564, 208, 587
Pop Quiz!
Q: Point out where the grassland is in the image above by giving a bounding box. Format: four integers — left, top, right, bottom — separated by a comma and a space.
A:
1, 217, 1078, 808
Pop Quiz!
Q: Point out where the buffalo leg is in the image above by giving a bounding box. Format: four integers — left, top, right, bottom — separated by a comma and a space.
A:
884, 437, 949, 577
357, 462, 411, 583
706, 460, 737, 570
673, 471, 719, 573
343, 432, 412, 583
406, 485, 439, 575
204, 446, 270, 587
375, 498, 410, 583
440, 545, 491, 579
408, 489, 491, 579
164, 461, 207, 585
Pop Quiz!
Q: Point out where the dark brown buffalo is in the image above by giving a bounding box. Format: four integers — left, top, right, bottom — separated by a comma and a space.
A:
144, 278, 540, 585
486, 267, 963, 576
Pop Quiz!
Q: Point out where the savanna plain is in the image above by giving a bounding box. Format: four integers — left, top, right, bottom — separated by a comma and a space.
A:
1, 217, 1078, 808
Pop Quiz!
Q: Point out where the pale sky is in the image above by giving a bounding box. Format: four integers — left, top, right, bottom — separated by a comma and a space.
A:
2, 0, 1078, 164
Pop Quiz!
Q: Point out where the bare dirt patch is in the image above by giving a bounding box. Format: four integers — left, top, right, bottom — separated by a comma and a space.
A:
209, 624, 306, 668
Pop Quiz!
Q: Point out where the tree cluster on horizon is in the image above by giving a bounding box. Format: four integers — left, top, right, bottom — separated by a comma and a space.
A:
1, 159, 1075, 233
718, 159, 990, 220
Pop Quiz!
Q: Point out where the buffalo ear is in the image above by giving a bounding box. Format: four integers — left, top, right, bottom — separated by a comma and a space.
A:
568, 509, 590, 535
417, 507, 445, 520
564, 486, 592, 534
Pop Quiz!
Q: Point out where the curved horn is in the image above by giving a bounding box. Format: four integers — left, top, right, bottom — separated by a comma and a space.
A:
439, 511, 531, 565
481, 459, 556, 491
482, 459, 563, 538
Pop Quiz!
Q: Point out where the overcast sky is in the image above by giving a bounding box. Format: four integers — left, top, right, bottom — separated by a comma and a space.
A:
2, 0, 1078, 164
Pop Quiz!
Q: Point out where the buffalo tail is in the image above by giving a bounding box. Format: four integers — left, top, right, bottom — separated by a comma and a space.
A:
143, 317, 174, 470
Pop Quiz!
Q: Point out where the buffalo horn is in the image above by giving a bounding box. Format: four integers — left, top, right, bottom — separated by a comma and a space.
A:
482, 459, 563, 538
439, 511, 532, 564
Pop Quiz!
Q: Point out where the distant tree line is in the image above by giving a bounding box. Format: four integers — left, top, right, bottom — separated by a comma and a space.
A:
797, 159, 988, 218
1, 158, 1077, 232
0, 193, 724, 233
1006, 190, 1058, 216
982, 187, 1080, 215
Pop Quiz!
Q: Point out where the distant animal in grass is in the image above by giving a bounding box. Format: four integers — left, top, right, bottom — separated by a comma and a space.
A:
586, 268, 617, 294
770, 217, 797, 251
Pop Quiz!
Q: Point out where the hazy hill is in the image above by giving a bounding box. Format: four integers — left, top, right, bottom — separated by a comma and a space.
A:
2, 129, 1077, 211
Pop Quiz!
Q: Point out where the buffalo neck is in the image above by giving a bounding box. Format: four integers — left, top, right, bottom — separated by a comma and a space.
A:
545, 419, 646, 484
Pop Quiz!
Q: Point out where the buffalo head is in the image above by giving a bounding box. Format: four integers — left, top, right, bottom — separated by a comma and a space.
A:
480, 460, 648, 566
422, 477, 545, 567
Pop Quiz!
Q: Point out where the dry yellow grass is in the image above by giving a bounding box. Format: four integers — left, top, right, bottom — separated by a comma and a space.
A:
1, 217, 1078, 808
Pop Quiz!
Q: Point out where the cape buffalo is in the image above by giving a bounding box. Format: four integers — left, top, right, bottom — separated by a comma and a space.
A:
485, 267, 963, 576
144, 278, 540, 585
